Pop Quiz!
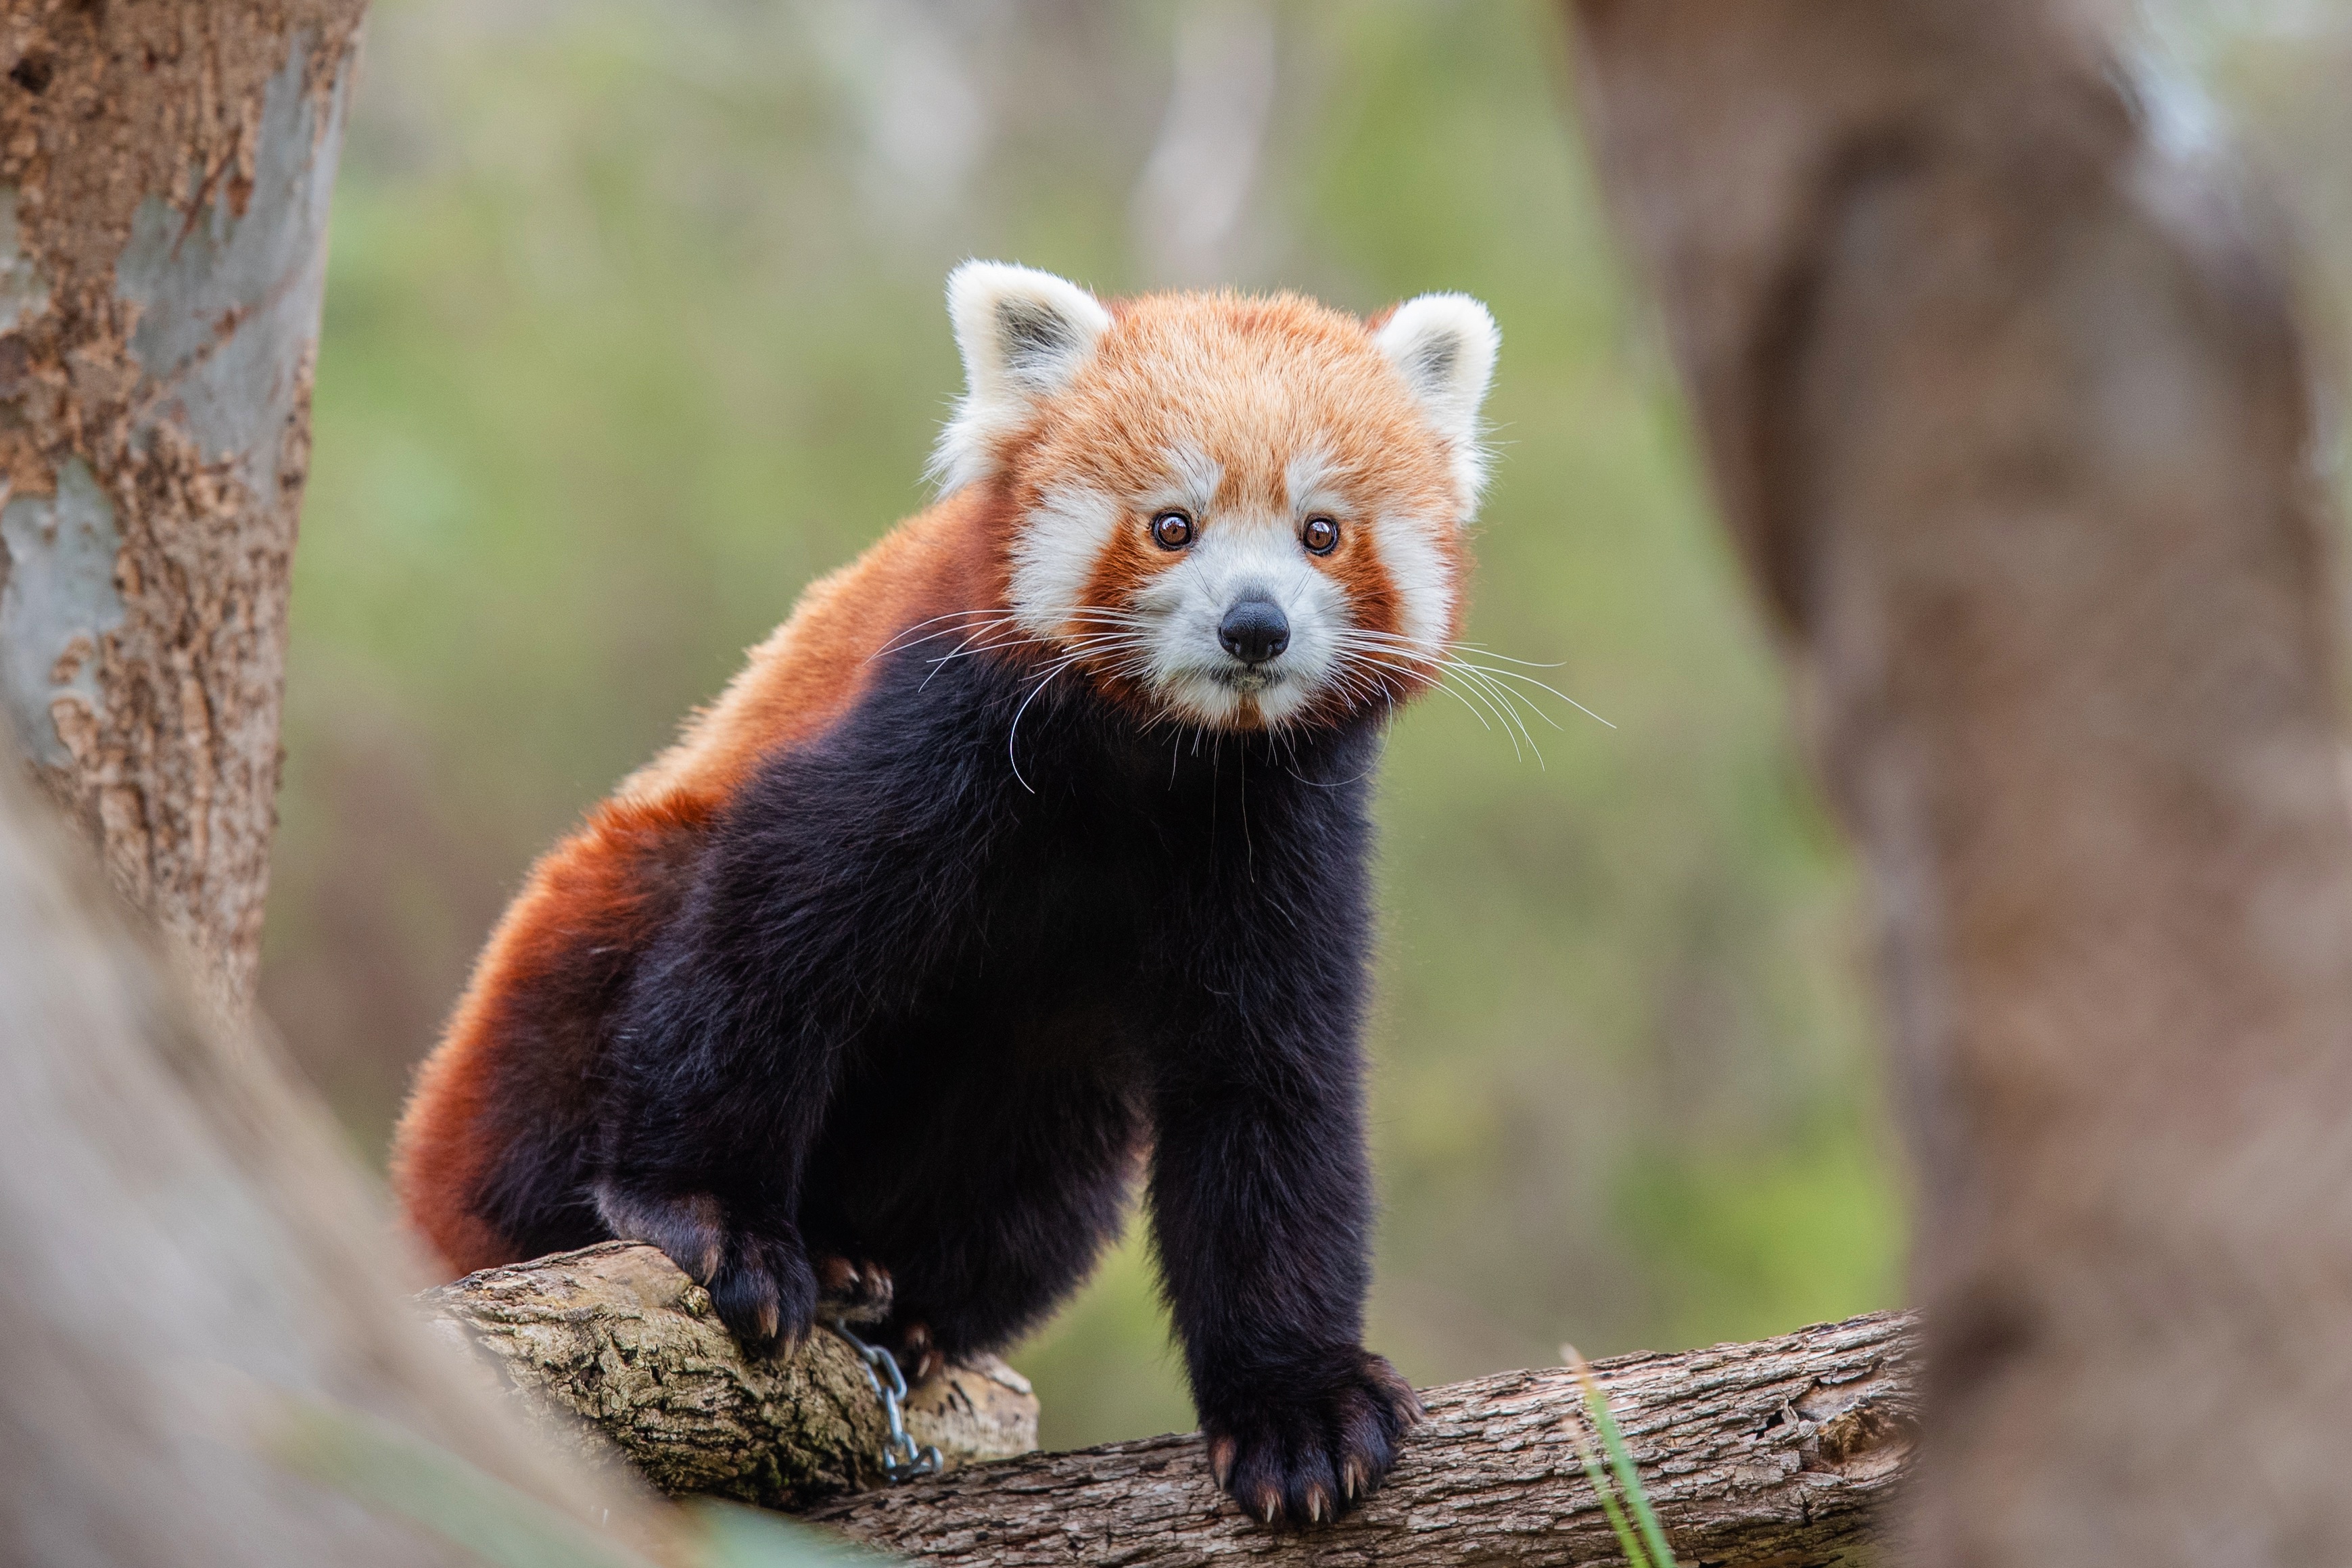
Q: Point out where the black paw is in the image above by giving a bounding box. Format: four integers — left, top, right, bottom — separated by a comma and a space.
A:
708, 1227, 819, 1356
592, 1182, 816, 1355
814, 1255, 895, 1325
1200, 1348, 1424, 1528
594, 1181, 728, 1283
891, 1318, 944, 1384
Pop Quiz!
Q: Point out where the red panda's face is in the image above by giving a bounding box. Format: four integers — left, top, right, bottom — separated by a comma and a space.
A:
935, 265, 1499, 731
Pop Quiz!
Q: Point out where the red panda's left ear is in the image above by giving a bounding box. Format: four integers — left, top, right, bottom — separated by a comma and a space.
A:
1375, 294, 1500, 517
931, 261, 1112, 493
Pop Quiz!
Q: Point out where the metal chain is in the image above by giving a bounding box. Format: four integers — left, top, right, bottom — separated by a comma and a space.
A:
829, 1318, 944, 1483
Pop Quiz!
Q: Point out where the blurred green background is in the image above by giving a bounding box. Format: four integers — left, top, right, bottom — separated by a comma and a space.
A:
264, 0, 2352, 1450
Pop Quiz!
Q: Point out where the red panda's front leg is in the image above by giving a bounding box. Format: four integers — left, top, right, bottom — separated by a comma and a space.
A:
1146, 832, 1424, 1528
1149, 988, 1424, 1527
592, 713, 997, 1356
592, 933, 841, 1354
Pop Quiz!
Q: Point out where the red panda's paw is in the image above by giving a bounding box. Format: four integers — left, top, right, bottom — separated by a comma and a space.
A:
814, 1255, 895, 1325
592, 1181, 728, 1284
709, 1226, 820, 1356
892, 1319, 944, 1383
595, 1181, 818, 1354
1199, 1348, 1424, 1529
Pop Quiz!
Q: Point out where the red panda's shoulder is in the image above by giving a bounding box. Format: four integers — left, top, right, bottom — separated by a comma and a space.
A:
621, 486, 1014, 805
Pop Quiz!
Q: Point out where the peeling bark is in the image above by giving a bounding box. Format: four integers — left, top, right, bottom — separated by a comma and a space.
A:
0, 2, 364, 1016
1566, 1, 2352, 1561
424, 1242, 1041, 1512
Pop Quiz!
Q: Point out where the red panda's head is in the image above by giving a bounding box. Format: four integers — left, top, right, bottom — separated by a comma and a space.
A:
934, 262, 1498, 732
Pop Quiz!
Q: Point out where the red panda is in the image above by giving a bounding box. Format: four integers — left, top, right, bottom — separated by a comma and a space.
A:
392, 262, 1499, 1526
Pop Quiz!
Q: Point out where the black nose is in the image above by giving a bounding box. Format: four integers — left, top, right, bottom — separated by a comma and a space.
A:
1218, 596, 1290, 665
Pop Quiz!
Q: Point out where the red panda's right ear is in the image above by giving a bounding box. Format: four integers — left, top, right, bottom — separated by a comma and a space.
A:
1375, 294, 1500, 519
929, 262, 1112, 493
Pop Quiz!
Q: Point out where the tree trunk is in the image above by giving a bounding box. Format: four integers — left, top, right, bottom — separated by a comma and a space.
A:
1565, 2, 2352, 1561
0, 1, 362, 1018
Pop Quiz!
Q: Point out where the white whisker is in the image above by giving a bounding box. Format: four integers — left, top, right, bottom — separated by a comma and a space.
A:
1333, 627, 1614, 736
871, 608, 1020, 660
1449, 661, 1612, 730
1007, 649, 1093, 793
1335, 648, 1507, 746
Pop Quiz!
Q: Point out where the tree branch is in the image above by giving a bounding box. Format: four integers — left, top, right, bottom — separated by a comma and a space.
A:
0, 772, 690, 1567
429, 1245, 1914, 1567
423, 1242, 1041, 1511
820, 1312, 1912, 1567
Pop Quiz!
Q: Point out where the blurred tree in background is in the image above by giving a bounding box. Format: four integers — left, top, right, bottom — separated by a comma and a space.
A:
264, 0, 2351, 1450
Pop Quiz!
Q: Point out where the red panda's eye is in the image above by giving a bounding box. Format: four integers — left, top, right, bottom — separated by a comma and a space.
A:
1152, 510, 1194, 550
1303, 516, 1340, 555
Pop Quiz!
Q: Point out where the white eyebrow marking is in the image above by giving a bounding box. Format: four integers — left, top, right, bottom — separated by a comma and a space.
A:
1160, 444, 1223, 517
1284, 443, 1346, 518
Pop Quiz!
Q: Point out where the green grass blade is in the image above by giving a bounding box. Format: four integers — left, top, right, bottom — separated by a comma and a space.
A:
1565, 1417, 1652, 1568
1564, 1344, 1676, 1568
1586, 1386, 1676, 1568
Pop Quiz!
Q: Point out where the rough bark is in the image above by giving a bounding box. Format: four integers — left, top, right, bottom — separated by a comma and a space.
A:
809, 1311, 1914, 1568
425, 1241, 1042, 1511
0, 761, 690, 1567
1567, 2, 2352, 1561
0, 1, 363, 1017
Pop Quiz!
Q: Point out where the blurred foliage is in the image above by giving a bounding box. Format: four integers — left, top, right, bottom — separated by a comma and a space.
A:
268, 0, 2352, 1452
277, 1389, 874, 1567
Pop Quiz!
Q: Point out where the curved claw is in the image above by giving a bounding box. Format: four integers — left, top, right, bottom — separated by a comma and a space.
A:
1200, 1348, 1421, 1530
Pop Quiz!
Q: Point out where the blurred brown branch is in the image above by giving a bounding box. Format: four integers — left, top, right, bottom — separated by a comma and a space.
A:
1568, 0, 2352, 1560
0, 698, 1908, 1567
0, 761, 691, 1565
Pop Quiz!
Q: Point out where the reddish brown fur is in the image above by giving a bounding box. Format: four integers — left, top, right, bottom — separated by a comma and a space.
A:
394, 788, 716, 1273
624, 489, 1012, 803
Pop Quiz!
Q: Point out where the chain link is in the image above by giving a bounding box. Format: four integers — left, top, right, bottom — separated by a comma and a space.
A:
829, 1318, 944, 1483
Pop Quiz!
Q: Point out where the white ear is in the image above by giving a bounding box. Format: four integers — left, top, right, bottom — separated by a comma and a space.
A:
1375, 293, 1499, 514
930, 261, 1113, 492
